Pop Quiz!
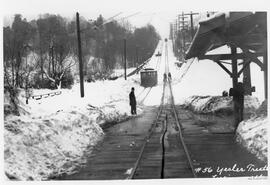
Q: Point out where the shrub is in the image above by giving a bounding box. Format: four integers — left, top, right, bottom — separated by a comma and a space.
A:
61, 71, 74, 89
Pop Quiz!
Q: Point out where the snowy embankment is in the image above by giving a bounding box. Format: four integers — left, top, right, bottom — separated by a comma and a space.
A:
182, 95, 260, 115
236, 116, 267, 162
4, 110, 103, 180
236, 101, 268, 162
4, 75, 147, 180
4, 40, 165, 180
182, 95, 267, 162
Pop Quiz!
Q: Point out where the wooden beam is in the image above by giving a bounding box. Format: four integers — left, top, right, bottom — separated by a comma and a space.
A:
237, 59, 252, 77
231, 46, 242, 131
214, 60, 232, 77
199, 52, 263, 61
263, 51, 268, 100
243, 51, 264, 69
238, 61, 244, 65
242, 59, 252, 95
227, 34, 266, 47
219, 61, 232, 65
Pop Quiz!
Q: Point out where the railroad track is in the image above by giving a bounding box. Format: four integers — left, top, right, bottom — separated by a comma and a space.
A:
155, 42, 163, 70
127, 41, 196, 179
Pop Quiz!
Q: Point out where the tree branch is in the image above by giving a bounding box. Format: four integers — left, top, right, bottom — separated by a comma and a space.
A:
42, 69, 55, 82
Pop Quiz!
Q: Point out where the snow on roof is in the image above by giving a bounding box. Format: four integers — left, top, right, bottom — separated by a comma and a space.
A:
185, 12, 267, 60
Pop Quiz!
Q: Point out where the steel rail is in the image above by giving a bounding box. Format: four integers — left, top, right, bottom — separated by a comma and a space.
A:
128, 40, 197, 179
127, 68, 167, 179
160, 114, 168, 178
164, 41, 197, 178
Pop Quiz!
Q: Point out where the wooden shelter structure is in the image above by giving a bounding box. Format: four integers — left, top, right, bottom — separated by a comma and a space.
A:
185, 12, 267, 130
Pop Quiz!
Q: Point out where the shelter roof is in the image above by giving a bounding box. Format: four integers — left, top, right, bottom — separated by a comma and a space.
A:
185, 12, 267, 60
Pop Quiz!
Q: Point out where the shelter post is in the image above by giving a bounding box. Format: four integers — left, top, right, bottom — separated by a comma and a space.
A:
231, 46, 241, 129
263, 51, 268, 101
243, 59, 252, 95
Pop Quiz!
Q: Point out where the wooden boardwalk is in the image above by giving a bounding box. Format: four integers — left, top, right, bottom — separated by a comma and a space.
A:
57, 106, 159, 180
56, 105, 267, 180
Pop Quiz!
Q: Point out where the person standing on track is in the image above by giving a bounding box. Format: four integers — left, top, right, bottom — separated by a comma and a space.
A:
129, 87, 137, 115
163, 73, 167, 82
168, 72, 171, 81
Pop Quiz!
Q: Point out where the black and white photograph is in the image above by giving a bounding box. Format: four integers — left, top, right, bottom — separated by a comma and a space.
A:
1, 0, 269, 183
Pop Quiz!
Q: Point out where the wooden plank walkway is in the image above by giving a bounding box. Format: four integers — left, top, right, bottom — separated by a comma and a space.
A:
57, 106, 159, 180
56, 106, 267, 180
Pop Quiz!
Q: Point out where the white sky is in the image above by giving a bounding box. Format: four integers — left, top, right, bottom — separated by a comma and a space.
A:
1, 0, 269, 38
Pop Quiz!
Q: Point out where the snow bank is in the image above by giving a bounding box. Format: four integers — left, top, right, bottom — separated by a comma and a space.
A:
4, 69, 145, 180
182, 95, 260, 115
4, 40, 165, 180
236, 100, 268, 162
4, 88, 31, 116
236, 116, 268, 162
4, 111, 103, 180
182, 94, 267, 162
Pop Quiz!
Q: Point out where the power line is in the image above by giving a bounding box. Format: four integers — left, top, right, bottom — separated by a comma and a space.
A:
115, 12, 141, 22
102, 12, 123, 24
78, 12, 141, 34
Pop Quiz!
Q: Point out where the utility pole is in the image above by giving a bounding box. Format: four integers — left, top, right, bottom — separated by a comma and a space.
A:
52, 46, 54, 75
136, 46, 138, 67
170, 23, 174, 52
178, 12, 188, 53
76, 12, 84, 98
182, 12, 199, 38
124, 39, 127, 80
174, 19, 178, 55
49, 41, 55, 75
174, 20, 177, 39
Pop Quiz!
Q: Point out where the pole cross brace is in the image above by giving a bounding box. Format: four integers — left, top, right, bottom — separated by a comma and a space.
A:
237, 59, 252, 77
214, 59, 233, 77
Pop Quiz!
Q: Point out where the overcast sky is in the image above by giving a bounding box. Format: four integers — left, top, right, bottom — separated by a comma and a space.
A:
1, 0, 268, 38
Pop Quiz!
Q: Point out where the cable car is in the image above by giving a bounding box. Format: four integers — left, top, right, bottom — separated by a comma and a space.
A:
155, 51, 162, 57
140, 68, 158, 87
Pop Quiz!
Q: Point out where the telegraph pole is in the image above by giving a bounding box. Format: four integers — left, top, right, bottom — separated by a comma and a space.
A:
183, 12, 199, 38
124, 39, 127, 80
178, 12, 188, 52
174, 19, 178, 55
76, 12, 84, 97
136, 46, 138, 67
